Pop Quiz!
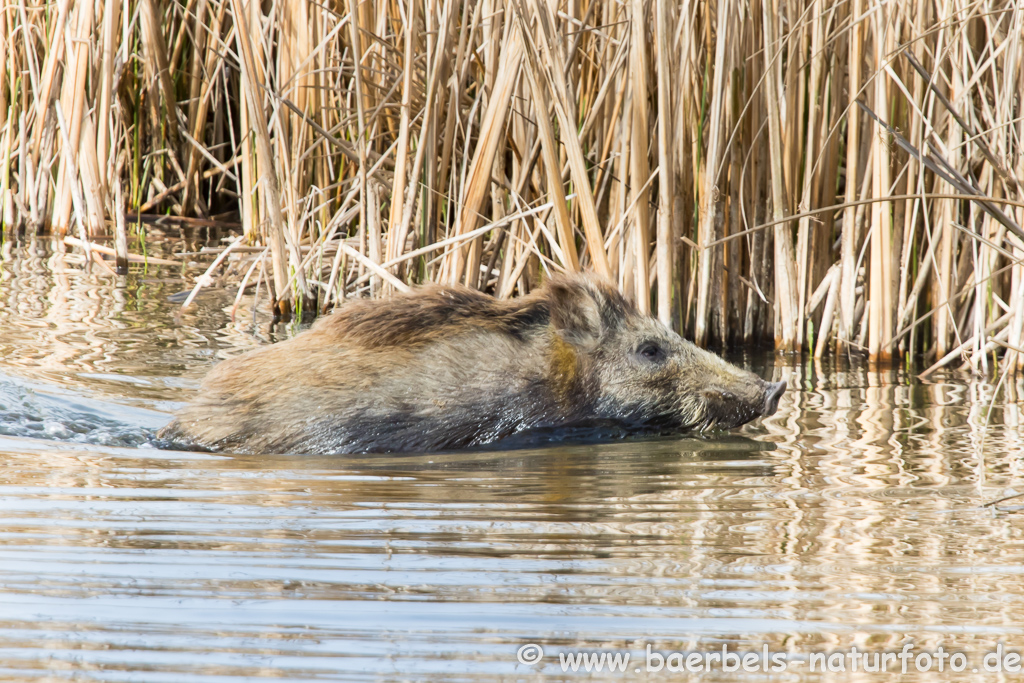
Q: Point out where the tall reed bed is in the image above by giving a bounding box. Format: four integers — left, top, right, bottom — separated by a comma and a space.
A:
0, 0, 1022, 371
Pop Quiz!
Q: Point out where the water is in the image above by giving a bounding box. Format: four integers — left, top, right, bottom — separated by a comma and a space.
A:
2, 236, 1024, 681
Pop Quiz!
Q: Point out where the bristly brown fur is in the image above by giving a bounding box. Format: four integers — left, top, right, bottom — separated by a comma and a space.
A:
158, 272, 781, 455
314, 284, 552, 347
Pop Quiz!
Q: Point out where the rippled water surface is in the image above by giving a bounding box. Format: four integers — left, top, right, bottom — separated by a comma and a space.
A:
3, 237, 1024, 681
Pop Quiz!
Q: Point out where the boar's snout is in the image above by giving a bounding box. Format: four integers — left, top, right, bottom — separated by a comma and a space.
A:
761, 380, 786, 417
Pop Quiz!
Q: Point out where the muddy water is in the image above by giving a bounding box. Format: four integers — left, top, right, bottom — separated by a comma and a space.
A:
2, 237, 1024, 681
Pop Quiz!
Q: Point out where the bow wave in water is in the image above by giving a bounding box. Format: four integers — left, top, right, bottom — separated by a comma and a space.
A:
0, 374, 166, 447
1, 237, 1024, 681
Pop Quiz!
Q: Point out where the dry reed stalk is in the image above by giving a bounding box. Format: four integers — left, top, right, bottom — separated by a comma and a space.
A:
0, 112, 11, 230
0, 12, 8, 131
626, 0, 650, 312
0, 0, 1019, 371
29, 0, 70, 170
934, 75, 961, 357
1014, 44, 1024, 371
64, 236, 182, 267
112, 178, 128, 274
694, 0, 731, 344
230, 0, 300, 316
96, 0, 119, 197
140, 0, 178, 146
814, 265, 841, 357
838, 0, 864, 348
366, 177, 383, 296
761, 0, 798, 351
181, 0, 212, 217
522, 0, 611, 280
53, 103, 92, 252
654, 0, 675, 326
794, 0, 823, 348
346, 0, 370, 289
867, 0, 894, 362
519, 22, 579, 272
445, 14, 522, 285
234, 5, 256, 240
383, 0, 417, 287
78, 116, 106, 236
181, 236, 245, 308
395, 0, 454, 283
52, 0, 94, 234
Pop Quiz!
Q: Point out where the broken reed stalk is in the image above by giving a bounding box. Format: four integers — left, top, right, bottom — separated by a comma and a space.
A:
0, 0, 1022, 375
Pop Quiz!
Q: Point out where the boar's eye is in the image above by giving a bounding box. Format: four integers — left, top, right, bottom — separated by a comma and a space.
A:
637, 342, 666, 363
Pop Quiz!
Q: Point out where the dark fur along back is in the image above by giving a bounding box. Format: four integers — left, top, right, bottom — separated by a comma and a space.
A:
159, 273, 783, 454
314, 284, 552, 347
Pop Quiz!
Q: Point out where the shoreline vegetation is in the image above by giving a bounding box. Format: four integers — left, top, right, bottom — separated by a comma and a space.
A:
0, 0, 1020, 373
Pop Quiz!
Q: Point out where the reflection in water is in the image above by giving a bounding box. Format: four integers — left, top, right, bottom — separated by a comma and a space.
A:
0, 240, 1023, 680
0, 236, 279, 400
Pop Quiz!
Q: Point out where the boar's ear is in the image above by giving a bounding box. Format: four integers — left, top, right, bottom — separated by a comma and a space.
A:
547, 275, 625, 347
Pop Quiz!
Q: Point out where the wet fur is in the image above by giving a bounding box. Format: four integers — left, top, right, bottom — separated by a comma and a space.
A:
159, 274, 776, 454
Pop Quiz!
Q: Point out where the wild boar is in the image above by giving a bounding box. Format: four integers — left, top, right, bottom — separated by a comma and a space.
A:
159, 273, 785, 454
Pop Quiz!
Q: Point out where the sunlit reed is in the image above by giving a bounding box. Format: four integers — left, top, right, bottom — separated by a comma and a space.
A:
0, 0, 1021, 373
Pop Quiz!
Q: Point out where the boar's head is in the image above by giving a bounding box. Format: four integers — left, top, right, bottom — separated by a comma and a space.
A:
546, 276, 786, 433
